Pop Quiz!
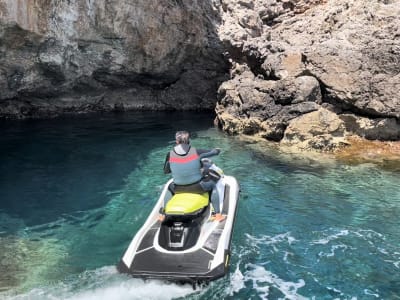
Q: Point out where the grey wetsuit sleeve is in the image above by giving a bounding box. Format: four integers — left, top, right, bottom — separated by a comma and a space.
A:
197, 148, 221, 159
163, 153, 171, 174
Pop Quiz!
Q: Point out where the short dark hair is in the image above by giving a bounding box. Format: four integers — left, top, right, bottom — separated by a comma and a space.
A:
175, 131, 190, 144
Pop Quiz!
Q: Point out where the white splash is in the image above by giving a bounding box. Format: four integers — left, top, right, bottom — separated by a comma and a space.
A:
3, 266, 195, 300
283, 251, 293, 262
67, 279, 194, 300
226, 263, 245, 296
245, 232, 298, 250
318, 244, 348, 258
244, 264, 307, 300
311, 229, 349, 245
364, 289, 379, 298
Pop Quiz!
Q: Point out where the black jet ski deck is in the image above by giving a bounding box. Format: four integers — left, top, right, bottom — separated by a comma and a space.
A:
118, 220, 229, 281
118, 175, 240, 283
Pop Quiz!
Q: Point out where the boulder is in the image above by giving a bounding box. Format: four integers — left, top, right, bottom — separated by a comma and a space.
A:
282, 107, 348, 151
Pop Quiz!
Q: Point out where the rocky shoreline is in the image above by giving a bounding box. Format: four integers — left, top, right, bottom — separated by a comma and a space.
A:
238, 133, 400, 171
334, 137, 400, 169
213, 0, 400, 152
0, 0, 399, 155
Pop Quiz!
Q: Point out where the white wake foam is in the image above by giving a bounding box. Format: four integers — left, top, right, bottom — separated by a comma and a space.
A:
3, 266, 196, 300
244, 263, 307, 300
311, 229, 349, 245
226, 263, 245, 296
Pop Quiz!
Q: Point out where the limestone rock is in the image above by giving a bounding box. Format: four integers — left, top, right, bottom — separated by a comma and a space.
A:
282, 108, 348, 151
216, 61, 323, 142
215, 0, 400, 151
340, 114, 400, 140
273, 76, 322, 105
1, 0, 399, 152
0, 0, 227, 118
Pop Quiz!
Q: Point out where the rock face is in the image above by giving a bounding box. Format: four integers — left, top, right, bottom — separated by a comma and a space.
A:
0, 0, 227, 118
1, 0, 399, 151
214, 0, 400, 150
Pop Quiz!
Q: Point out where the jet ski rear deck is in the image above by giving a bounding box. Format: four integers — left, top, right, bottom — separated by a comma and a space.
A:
118, 221, 228, 282
117, 174, 240, 283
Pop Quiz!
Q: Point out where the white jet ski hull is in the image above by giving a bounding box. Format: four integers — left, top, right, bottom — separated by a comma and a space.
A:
117, 175, 240, 283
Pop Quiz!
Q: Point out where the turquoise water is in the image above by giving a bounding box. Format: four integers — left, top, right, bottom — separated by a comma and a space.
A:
0, 112, 399, 299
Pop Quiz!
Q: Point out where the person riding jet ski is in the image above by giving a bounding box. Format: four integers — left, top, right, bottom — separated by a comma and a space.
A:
117, 131, 240, 282
162, 130, 226, 222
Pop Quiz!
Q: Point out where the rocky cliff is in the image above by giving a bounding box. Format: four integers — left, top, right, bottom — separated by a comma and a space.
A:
0, 0, 399, 152
0, 0, 227, 118
214, 0, 400, 151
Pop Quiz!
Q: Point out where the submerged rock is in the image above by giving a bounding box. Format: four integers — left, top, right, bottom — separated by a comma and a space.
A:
335, 136, 400, 170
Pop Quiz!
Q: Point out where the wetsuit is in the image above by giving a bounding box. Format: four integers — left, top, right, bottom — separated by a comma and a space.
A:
163, 144, 221, 213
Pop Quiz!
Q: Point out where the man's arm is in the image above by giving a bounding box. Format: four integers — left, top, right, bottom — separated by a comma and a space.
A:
197, 148, 221, 159
163, 153, 171, 174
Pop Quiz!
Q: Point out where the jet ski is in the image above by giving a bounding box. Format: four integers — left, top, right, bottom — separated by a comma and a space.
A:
117, 160, 240, 284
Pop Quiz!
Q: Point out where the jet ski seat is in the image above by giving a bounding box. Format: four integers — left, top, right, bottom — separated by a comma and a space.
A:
165, 192, 209, 216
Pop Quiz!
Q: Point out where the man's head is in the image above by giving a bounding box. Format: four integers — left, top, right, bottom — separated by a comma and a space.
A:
175, 131, 190, 144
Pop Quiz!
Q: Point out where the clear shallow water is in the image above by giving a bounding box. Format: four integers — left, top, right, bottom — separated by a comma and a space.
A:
0, 112, 399, 299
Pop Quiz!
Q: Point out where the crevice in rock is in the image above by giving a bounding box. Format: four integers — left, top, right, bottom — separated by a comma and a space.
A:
91, 69, 181, 90
246, 55, 267, 79
282, 1, 295, 11
262, 18, 283, 27
226, 45, 280, 81
263, 123, 287, 142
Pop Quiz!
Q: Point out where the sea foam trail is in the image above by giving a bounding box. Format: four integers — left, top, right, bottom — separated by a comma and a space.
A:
3, 266, 195, 300
226, 263, 245, 296
229, 233, 308, 299
244, 264, 307, 300
66, 279, 194, 300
